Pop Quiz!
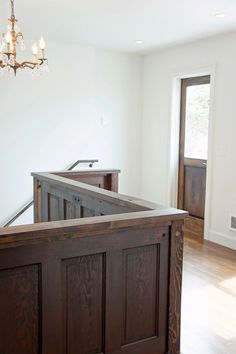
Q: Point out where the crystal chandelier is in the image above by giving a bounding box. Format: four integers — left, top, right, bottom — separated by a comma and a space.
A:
0, 0, 48, 75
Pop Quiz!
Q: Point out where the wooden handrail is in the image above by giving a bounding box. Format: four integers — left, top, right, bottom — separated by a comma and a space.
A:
0, 209, 186, 247
2, 159, 98, 227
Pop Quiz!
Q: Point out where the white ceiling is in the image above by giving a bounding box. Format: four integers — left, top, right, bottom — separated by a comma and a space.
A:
1, 0, 236, 54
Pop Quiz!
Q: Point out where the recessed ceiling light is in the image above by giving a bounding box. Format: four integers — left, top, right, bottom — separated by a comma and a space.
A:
135, 40, 144, 45
214, 12, 226, 18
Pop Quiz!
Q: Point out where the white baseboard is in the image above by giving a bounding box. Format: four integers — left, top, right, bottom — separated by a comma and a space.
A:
208, 230, 236, 250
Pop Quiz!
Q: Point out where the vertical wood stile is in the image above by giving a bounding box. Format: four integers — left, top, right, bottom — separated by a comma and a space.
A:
168, 220, 184, 354
42, 260, 63, 354
33, 178, 42, 223
105, 250, 123, 352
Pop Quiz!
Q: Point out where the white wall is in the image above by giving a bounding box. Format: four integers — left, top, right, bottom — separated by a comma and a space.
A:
141, 31, 236, 250
0, 42, 143, 226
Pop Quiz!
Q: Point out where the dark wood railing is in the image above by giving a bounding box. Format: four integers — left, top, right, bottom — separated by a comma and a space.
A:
33, 169, 120, 223
0, 171, 187, 354
2, 159, 99, 227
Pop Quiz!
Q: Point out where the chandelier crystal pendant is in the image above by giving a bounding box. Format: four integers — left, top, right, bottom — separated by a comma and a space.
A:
0, 0, 48, 75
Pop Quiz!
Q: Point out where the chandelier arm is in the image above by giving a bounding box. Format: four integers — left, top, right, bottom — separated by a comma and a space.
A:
0, 59, 46, 72
20, 61, 44, 69
22, 63, 37, 69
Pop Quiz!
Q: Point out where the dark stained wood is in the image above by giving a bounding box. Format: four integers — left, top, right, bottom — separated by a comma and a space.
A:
48, 194, 60, 221
168, 220, 184, 354
63, 254, 104, 354
42, 260, 63, 354
4, 167, 107, 227
0, 211, 186, 252
178, 78, 187, 212
184, 157, 207, 168
184, 216, 204, 239
64, 199, 75, 219
0, 225, 181, 354
33, 172, 143, 224
184, 164, 206, 219
41, 189, 49, 223
0, 265, 40, 354
0, 171, 188, 354
110, 172, 119, 193
34, 178, 42, 224
34, 170, 120, 223
105, 250, 123, 352
122, 245, 158, 344
81, 206, 96, 217
55, 169, 120, 192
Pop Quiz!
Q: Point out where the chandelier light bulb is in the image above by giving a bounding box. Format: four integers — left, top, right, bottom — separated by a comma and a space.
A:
32, 43, 38, 55
5, 31, 12, 44
39, 37, 45, 49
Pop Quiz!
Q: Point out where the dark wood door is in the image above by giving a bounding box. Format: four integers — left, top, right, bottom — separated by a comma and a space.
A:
178, 76, 210, 237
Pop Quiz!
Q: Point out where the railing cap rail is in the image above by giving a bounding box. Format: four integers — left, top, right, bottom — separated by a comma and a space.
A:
54, 169, 121, 175
0, 208, 188, 249
32, 172, 150, 212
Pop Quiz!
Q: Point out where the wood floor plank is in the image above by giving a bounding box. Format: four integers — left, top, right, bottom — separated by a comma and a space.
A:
181, 236, 236, 354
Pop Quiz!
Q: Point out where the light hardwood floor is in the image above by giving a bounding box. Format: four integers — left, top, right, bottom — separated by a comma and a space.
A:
181, 236, 236, 354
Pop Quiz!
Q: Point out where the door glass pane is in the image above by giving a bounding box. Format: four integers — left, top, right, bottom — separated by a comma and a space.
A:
184, 84, 210, 160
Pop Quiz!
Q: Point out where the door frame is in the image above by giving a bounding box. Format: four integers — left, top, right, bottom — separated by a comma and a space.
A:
167, 65, 216, 240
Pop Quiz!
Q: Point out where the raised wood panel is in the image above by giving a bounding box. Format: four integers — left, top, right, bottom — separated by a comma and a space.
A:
184, 165, 206, 219
71, 176, 105, 189
64, 200, 82, 219
55, 171, 120, 192
122, 245, 158, 345
48, 194, 61, 221
0, 265, 40, 354
62, 254, 104, 354
64, 200, 76, 220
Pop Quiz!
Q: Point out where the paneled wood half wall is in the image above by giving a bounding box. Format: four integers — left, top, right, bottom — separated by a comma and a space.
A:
0, 169, 187, 354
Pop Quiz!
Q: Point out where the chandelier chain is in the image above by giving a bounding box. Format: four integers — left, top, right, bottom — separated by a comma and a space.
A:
10, 0, 15, 18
